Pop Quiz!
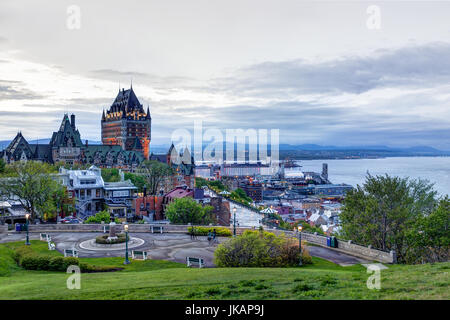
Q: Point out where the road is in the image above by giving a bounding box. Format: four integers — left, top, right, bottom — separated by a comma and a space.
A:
308, 245, 368, 266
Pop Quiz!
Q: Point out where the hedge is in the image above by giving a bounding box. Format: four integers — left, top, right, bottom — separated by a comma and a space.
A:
187, 226, 232, 237
14, 248, 79, 272
13, 246, 120, 272
95, 233, 126, 244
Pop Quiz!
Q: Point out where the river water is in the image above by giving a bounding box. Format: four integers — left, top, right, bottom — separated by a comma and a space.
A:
288, 157, 450, 197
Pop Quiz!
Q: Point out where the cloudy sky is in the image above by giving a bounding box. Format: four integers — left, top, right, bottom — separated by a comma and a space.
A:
1, 0, 450, 149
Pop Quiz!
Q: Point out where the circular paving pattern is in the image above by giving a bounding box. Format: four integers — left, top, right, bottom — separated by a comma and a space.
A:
78, 237, 145, 251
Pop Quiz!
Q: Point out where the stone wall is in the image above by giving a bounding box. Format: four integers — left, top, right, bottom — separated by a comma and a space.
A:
271, 230, 396, 264
25, 223, 255, 235
0, 224, 8, 233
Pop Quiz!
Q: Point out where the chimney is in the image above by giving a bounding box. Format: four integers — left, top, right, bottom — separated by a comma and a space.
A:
70, 114, 75, 130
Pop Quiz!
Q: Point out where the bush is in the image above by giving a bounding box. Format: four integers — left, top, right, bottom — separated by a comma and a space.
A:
95, 233, 126, 244
187, 226, 232, 237
79, 263, 123, 273
48, 256, 65, 271
214, 230, 307, 267
11, 245, 122, 273
13, 246, 79, 271
84, 210, 111, 224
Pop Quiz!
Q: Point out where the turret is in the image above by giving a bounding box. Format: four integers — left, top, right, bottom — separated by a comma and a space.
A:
70, 114, 76, 130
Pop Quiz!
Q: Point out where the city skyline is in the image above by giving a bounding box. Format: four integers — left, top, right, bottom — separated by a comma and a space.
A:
1, 1, 450, 149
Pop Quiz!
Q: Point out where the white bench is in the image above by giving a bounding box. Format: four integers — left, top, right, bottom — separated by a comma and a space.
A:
40, 233, 51, 242
48, 241, 56, 251
186, 257, 204, 268
64, 249, 78, 258
150, 225, 163, 234
131, 250, 148, 260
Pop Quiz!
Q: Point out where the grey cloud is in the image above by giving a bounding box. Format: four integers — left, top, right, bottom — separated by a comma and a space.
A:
88, 69, 197, 91
0, 80, 45, 100
213, 42, 450, 97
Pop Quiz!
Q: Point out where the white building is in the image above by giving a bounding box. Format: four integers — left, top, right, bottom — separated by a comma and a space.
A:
58, 166, 137, 218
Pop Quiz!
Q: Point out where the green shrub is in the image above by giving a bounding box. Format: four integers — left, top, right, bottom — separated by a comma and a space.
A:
79, 263, 122, 273
187, 226, 232, 237
95, 233, 126, 244
84, 210, 111, 224
214, 230, 303, 267
48, 256, 65, 271
13, 246, 79, 271
63, 257, 79, 270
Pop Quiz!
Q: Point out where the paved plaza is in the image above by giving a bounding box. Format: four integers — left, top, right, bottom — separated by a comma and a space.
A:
0, 231, 368, 266
0, 232, 224, 267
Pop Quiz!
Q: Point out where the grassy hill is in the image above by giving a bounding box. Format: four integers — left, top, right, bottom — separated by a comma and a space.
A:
0, 241, 448, 300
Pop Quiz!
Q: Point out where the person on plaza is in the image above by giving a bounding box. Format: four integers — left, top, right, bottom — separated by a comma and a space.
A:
207, 231, 212, 244
212, 229, 217, 243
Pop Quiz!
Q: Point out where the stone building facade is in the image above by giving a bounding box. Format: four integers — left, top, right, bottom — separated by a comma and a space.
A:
101, 86, 151, 160
1, 114, 143, 170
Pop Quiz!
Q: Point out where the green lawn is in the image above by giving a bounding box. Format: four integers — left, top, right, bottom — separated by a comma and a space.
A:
0, 241, 448, 300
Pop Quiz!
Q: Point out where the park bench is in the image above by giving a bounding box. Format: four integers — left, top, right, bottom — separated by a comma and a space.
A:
186, 257, 204, 268
150, 225, 163, 234
131, 250, 148, 260
64, 249, 78, 258
40, 233, 51, 242
48, 241, 56, 251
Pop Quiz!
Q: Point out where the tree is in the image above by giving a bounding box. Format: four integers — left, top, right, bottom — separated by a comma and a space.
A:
124, 172, 146, 193
138, 160, 173, 195
230, 188, 252, 203
0, 161, 61, 221
339, 174, 439, 263
165, 197, 213, 225
101, 168, 121, 182
407, 197, 450, 263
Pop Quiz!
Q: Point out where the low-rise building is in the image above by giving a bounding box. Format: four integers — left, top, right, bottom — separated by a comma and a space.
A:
58, 166, 137, 218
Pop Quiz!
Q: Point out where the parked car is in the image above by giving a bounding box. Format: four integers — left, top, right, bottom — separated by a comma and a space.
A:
61, 216, 81, 224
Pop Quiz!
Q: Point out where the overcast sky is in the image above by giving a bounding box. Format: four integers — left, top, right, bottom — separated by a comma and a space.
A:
1, 0, 450, 149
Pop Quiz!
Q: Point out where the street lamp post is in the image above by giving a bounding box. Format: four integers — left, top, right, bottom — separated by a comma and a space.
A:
25, 213, 30, 245
123, 224, 130, 265
298, 225, 303, 266
233, 207, 237, 236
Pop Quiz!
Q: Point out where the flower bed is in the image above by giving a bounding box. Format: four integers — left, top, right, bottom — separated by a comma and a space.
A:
95, 233, 127, 244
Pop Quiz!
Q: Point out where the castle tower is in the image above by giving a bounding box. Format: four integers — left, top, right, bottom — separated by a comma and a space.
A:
101, 86, 151, 159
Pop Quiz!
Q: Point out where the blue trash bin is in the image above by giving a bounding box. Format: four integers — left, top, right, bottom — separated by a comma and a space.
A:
15, 223, 20, 232
331, 236, 338, 248
326, 237, 331, 247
